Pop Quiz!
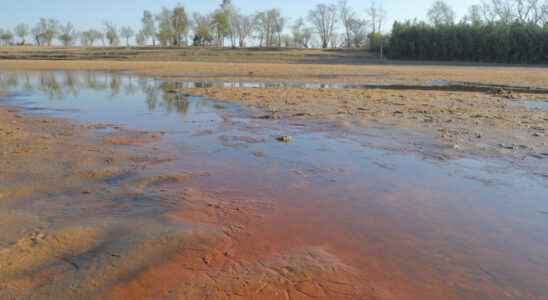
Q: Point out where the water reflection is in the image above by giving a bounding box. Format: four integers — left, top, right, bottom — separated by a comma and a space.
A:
0, 71, 190, 113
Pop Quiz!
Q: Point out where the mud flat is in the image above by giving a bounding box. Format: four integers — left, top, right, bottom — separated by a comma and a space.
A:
1, 69, 548, 300
177, 86, 548, 160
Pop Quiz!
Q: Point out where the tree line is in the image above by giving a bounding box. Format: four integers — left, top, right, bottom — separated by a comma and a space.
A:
1, 0, 547, 63
0, 0, 386, 51
389, 0, 548, 63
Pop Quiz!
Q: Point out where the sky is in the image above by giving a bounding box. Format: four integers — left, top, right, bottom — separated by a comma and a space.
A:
0, 0, 480, 32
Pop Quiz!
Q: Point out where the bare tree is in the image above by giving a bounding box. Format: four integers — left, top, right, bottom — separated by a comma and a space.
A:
142, 10, 157, 46
135, 30, 147, 46
80, 30, 102, 47
103, 22, 119, 46
32, 18, 59, 46
482, 0, 548, 25
192, 13, 213, 46
172, 4, 189, 46
14, 23, 30, 45
156, 8, 174, 46
232, 12, 254, 47
255, 9, 284, 47
348, 18, 369, 48
120, 26, 135, 47
464, 5, 486, 25
339, 0, 357, 48
58, 22, 77, 47
367, 1, 386, 34
428, 0, 456, 26
291, 18, 304, 47
366, 1, 386, 58
308, 3, 338, 48
220, 0, 238, 47
291, 17, 313, 48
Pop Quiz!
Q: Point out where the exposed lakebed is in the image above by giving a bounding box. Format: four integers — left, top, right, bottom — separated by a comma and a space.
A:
1, 70, 548, 299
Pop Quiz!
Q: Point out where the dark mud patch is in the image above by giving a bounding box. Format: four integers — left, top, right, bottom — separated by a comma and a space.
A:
130, 173, 208, 191
167, 79, 548, 94
103, 131, 163, 146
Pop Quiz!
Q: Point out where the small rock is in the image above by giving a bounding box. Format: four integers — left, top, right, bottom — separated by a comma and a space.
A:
453, 144, 460, 150
276, 135, 292, 143
533, 132, 544, 137
499, 143, 515, 150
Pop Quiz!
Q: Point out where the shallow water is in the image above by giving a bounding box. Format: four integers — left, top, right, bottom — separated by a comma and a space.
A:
1, 70, 548, 299
511, 99, 548, 110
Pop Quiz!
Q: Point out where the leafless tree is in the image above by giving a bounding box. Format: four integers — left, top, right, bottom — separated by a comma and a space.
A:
367, 1, 386, 34
366, 1, 386, 58
255, 9, 285, 47
428, 0, 456, 26
58, 22, 77, 47
103, 21, 119, 46
192, 13, 213, 46
232, 12, 254, 47
465, 4, 486, 25
32, 18, 59, 46
482, 0, 548, 25
141, 10, 157, 46
14, 23, 30, 45
120, 26, 135, 47
348, 18, 369, 47
135, 30, 147, 46
308, 3, 338, 48
339, 0, 357, 48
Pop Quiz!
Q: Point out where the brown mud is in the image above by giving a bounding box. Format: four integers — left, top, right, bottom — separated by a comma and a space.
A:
0, 107, 372, 299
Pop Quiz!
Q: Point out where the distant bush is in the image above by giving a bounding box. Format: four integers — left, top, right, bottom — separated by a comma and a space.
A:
389, 21, 548, 64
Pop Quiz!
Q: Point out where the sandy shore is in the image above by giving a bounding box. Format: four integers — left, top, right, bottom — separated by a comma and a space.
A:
0, 60, 547, 88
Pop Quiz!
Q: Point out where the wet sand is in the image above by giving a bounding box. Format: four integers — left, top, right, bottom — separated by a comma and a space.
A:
0, 60, 548, 88
176, 87, 548, 159
1, 67, 548, 299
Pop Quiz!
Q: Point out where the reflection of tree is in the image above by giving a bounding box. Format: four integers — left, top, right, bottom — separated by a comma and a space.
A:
109, 73, 121, 97
0, 72, 19, 90
0, 70, 197, 119
39, 72, 63, 99
63, 71, 80, 97
124, 75, 138, 96
23, 73, 34, 93
161, 93, 189, 113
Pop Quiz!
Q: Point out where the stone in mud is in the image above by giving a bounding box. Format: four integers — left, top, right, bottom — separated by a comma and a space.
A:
276, 135, 292, 143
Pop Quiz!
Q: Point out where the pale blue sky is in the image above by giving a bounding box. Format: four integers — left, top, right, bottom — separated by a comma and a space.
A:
0, 0, 479, 31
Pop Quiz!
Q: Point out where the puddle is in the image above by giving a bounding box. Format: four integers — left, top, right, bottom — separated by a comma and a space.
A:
169, 80, 396, 89
1, 70, 548, 299
511, 100, 548, 110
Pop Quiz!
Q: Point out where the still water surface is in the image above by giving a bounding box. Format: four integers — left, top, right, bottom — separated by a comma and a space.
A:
1, 71, 548, 299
